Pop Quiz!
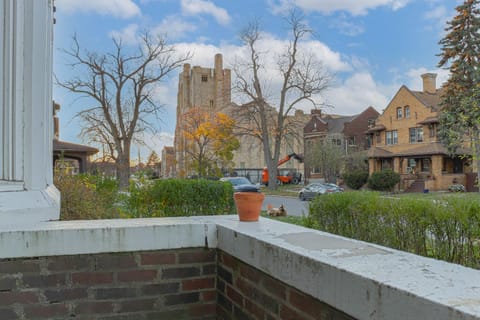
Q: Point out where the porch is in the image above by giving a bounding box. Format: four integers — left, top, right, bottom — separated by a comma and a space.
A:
1, 216, 479, 320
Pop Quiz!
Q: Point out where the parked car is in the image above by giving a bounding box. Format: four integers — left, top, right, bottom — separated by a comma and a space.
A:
298, 183, 342, 201
220, 177, 260, 192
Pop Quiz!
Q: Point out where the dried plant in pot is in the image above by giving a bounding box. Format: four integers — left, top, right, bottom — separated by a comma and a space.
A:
233, 185, 265, 222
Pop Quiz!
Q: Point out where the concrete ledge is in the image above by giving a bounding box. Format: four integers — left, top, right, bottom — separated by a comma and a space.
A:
0, 215, 479, 320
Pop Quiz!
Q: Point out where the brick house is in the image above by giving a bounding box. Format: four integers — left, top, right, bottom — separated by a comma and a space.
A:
303, 107, 380, 182
367, 73, 475, 192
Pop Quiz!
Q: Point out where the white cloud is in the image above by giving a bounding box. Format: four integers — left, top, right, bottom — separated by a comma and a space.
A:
181, 0, 231, 25
59, 0, 141, 19
269, 0, 411, 16
153, 16, 197, 40
405, 67, 450, 91
324, 72, 389, 115
331, 14, 365, 36
109, 24, 139, 45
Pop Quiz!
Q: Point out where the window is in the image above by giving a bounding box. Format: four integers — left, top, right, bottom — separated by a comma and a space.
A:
404, 106, 410, 118
201, 75, 208, 82
386, 130, 398, 145
429, 124, 436, 138
367, 119, 375, 127
347, 137, 356, 145
396, 107, 403, 119
409, 127, 424, 143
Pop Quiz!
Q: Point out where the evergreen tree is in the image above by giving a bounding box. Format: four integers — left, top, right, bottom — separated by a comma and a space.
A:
438, 0, 480, 186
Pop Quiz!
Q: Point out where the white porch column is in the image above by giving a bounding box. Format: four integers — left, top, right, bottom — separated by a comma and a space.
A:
0, 0, 60, 226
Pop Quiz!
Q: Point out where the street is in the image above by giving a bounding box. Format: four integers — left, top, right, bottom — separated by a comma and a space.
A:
262, 195, 309, 217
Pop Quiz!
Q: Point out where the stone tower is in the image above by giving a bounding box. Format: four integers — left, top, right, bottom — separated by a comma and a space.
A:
174, 54, 231, 177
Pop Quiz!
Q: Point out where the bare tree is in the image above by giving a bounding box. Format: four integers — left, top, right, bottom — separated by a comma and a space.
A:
232, 12, 330, 188
57, 32, 190, 189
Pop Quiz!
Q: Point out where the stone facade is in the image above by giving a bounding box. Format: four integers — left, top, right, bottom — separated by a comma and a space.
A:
367, 73, 475, 192
174, 54, 231, 177
161, 146, 175, 178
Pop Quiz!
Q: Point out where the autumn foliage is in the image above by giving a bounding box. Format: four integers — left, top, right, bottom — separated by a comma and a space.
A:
182, 107, 240, 177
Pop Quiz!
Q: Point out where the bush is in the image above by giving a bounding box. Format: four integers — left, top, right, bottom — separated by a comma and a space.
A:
54, 173, 120, 220
448, 184, 465, 192
124, 179, 235, 218
368, 169, 400, 191
342, 170, 369, 189
306, 192, 480, 269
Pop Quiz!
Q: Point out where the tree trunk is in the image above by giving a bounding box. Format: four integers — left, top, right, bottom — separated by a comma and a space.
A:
116, 150, 131, 190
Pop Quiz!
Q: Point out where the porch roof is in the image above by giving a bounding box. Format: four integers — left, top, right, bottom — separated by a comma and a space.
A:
368, 143, 471, 159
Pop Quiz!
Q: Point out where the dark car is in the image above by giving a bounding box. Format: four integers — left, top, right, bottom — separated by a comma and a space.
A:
220, 177, 260, 192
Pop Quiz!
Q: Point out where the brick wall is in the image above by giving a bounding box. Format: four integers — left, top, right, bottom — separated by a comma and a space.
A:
0, 248, 217, 320
216, 250, 356, 320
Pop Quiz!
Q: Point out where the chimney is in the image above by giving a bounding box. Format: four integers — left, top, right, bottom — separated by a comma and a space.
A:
421, 73, 437, 94
53, 101, 60, 140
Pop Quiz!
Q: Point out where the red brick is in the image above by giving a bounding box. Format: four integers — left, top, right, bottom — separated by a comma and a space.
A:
140, 252, 175, 265
72, 272, 113, 285
117, 269, 157, 282
0, 260, 40, 274
23, 273, 67, 288
142, 282, 179, 296
47, 256, 90, 271
162, 267, 200, 279
219, 252, 238, 270
201, 290, 216, 302
24, 303, 69, 318
178, 250, 215, 264
0, 291, 38, 305
164, 292, 199, 306
280, 304, 307, 320
244, 299, 265, 320
182, 277, 215, 291
239, 263, 262, 284
289, 289, 324, 318
75, 301, 114, 314
95, 254, 137, 270
226, 285, 243, 307
188, 303, 216, 317
262, 275, 287, 301
119, 298, 156, 312
44, 288, 88, 302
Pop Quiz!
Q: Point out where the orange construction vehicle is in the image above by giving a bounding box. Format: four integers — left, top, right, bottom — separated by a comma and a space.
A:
262, 153, 303, 185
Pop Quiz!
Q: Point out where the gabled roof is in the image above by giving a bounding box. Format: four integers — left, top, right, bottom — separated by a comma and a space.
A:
410, 88, 444, 111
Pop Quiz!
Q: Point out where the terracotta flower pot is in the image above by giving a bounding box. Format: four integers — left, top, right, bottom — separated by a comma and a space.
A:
234, 192, 265, 222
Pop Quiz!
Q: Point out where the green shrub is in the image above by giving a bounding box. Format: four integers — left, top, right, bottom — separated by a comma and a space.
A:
54, 173, 120, 220
307, 192, 480, 269
342, 170, 369, 189
124, 179, 235, 218
368, 169, 400, 191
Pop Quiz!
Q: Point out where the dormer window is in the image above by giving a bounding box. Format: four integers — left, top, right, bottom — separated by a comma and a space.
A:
396, 107, 403, 119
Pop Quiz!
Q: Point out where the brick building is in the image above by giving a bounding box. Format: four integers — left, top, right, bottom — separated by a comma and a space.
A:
367, 73, 475, 192
303, 107, 379, 182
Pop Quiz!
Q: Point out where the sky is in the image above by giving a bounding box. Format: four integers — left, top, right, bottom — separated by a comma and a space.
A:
53, 0, 460, 160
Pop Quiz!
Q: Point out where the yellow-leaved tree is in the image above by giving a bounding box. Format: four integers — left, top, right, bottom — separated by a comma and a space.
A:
182, 107, 240, 177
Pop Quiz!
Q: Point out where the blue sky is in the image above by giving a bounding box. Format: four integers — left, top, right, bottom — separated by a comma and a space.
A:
54, 0, 459, 160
